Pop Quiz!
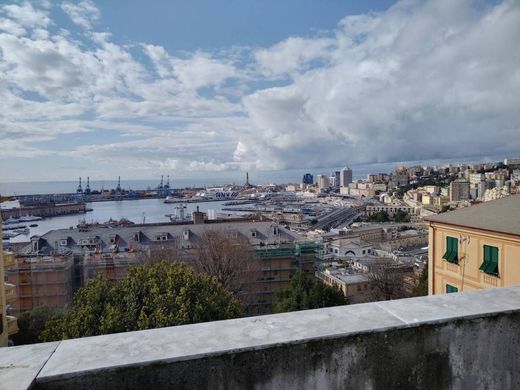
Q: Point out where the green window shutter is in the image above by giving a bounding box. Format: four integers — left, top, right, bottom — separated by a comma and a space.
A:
442, 237, 451, 260
481, 245, 499, 276
446, 284, 458, 293
443, 237, 459, 264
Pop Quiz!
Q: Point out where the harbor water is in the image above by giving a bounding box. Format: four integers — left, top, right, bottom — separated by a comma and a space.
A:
4, 199, 234, 244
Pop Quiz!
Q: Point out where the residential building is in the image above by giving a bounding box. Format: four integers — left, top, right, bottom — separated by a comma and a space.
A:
424, 196, 520, 295
504, 157, 520, 166
1, 216, 18, 346
366, 203, 417, 217
316, 268, 372, 303
449, 179, 470, 202
7, 221, 321, 315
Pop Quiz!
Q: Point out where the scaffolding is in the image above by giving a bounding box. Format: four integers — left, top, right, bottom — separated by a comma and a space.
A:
254, 242, 323, 261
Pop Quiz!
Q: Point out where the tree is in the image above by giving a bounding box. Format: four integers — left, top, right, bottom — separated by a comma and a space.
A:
367, 259, 410, 301
273, 272, 348, 313
11, 306, 58, 345
41, 261, 241, 341
412, 266, 428, 297
366, 211, 390, 222
192, 229, 254, 306
393, 210, 411, 223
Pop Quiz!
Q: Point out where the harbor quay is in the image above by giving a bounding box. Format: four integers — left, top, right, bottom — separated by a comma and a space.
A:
1, 203, 87, 220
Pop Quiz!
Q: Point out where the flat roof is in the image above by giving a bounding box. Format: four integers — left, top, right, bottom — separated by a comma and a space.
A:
424, 195, 520, 236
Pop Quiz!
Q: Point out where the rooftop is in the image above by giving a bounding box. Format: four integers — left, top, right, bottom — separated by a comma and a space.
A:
424, 195, 520, 236
22, 221, 303, 256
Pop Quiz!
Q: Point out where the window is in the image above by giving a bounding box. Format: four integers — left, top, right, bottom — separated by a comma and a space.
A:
480, 245, 499, 277
446, 284, 458, 293
442, 236, 458, 264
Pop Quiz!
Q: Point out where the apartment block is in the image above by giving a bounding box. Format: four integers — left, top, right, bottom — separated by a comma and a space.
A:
8, 221, 321, 315
425, 196, 520, 295
449, 179, 470, 202
1, 217, 18, 347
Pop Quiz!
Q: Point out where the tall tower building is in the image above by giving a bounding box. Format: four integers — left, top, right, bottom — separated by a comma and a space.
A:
302, 173, 314, 185
331, 171, 341, 188
317, 175, 330, 190
340, 167, 353, 187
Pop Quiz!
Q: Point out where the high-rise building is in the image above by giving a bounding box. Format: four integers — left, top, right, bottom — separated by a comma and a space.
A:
317, 175, 330, 190
449, 180, 470, 202
340, 167, 353, 187
302, 173, 313, 185
331, 171, 340, 188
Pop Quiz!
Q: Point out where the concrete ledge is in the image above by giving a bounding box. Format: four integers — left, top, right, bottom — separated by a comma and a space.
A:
0, 342, 59, 390
2, 287, 520, 389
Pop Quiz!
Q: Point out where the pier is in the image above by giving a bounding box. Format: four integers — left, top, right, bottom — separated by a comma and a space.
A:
1, 202, 87, 220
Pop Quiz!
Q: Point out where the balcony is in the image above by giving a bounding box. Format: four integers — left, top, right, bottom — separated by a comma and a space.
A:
6, 315, 17, 336
1, 287, 520, 389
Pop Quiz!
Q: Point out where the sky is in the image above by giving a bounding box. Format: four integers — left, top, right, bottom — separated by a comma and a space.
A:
0, 0, 519, 183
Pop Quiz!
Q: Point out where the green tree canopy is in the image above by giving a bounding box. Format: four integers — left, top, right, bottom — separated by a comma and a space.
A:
273, 272, 348, 313
11, 306, 58, 345
41, 261, 241, 341
393, 210, 411, 223
366, 211, 390, 222
412, 266, 428, 297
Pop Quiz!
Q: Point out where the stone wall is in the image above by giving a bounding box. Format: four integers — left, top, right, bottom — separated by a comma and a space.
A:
1, 286, 520, 389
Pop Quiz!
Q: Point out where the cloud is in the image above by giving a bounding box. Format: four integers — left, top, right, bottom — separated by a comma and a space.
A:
254, 36, 335, 77
2, 2, 50, 29
61, 0, 100, 30
1, 0, 519, 181
236, 0, 520, 169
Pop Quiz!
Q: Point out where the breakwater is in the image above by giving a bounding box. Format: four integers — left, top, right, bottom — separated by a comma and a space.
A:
1, 202, 87, 220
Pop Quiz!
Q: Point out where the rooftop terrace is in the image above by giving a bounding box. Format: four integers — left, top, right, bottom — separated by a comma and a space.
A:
1, 286, 520, 389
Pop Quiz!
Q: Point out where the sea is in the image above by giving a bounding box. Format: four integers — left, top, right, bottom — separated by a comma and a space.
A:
2, 198, 233, 244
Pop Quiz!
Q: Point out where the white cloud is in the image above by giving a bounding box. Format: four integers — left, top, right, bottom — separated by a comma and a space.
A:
237, 0, 520, 169
2, 2, 50, 28
61, 0, 100, 30
254, 36, 335, 77
0, 17, 26, 35
1, 0, 520, 181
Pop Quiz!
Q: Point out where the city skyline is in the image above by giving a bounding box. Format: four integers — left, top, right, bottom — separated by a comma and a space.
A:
1, 0, 520, 182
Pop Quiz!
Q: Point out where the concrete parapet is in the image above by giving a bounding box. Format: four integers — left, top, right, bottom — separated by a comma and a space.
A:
1, 287, 520, 389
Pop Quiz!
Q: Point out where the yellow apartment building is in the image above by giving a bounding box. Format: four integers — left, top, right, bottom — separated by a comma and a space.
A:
1, 216, 18, 347
425, 196, 520, 295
